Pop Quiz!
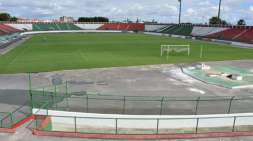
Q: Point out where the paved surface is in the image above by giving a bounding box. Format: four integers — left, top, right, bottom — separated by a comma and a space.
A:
1, 60, 253, 95
2, 128, 253, 141
1, 60, 253, 115
0, 60, 253, 140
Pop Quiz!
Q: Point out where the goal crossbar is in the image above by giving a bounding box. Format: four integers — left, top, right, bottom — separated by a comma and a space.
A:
161, 45, 190, 57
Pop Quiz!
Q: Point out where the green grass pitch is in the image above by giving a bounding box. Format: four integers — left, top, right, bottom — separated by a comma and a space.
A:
0, 32, 253, 74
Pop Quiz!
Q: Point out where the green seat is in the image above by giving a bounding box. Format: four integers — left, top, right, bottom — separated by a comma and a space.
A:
161, 25, 193, 36
33, 23, 82, 31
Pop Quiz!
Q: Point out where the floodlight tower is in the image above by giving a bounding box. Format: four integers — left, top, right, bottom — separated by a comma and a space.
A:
178, 0, 182, 24
218, 0, 222, 20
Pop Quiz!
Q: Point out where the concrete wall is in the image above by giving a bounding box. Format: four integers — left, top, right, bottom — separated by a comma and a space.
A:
33, 109, 253, 131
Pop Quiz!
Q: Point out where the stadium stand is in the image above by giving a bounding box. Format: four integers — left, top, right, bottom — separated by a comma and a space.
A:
0, 30, 5, 35
0, 24, 20, 33
6, 24, 33, 31
144, 24, 168, 32
0, 33, 22, 49
33, 23, 81, 31
156, 25, 172, 32
233, 28, 253, 43
207, 28, 253, 43
148, 24, 253, 44
160, 24, 193, 36
191, 26, 228, 37
98, 23, 145, 31
2, 22, 252, 44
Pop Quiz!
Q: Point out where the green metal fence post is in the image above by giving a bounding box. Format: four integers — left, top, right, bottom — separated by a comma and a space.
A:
65, 81, 68, 96
195, 97, 200, 115
46, 103, 49, 116
10, 113, 13, 128
227, 96, 235, 114
28, 73, 33, 109
195, 118, 199, 134
160, 97, 165, 115
122, 96, 126, 114
115, 118, 118, 134
156, 119, 159, 134
51, 94, 55, 110
28, 73, 32, 94
232, 116, 237, 132
54, 85, 57, 96
74, 117, 77, 133
54, 85, 58, 109
65, 81, 69, 110
86, 95, 89, 112
35, 116, 38, 130
42, 88, 45, 96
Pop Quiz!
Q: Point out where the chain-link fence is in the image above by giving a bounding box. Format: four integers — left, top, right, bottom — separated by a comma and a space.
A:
30, 84, 253, 115
29, 80, 253, 135
0, 103, 31, 128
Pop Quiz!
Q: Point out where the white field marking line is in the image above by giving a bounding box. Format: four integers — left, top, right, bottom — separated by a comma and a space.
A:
188, 88, 206, 95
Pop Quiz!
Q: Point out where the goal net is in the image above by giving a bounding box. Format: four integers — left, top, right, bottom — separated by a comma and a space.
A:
161, 45, 190, 57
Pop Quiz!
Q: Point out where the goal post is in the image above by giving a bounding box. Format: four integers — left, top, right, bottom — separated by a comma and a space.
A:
161, 45, 190, 57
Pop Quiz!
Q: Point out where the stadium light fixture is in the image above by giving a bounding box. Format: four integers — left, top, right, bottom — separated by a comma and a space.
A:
178, 0, 182, 24
218, 0, 222, 20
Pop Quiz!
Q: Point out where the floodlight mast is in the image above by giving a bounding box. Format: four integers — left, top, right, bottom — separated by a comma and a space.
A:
218, 0, 222, 20
178, 0, 182, 24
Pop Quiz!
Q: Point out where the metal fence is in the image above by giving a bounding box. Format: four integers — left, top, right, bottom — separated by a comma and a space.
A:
0, 103, 31, 128
30, 86, 253, 115
33, 113, 253, 135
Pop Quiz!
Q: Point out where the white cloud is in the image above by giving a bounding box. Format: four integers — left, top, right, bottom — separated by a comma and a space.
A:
186, 8, 196, 15
0, 0, 252, 25
250, 6, 253, 12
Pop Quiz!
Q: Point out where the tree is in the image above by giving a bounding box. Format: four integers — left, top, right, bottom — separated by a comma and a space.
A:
209, 16, 227, 25
220, 20, 227, 25
10, 16, 18, 22
209, 17, 221, 25
237, 19, 246, 26
0, 13, 11, 21
78, 17, 109, 22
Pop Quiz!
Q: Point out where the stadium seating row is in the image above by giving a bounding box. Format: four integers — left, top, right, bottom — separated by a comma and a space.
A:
1, 23, 253, 44
0, 33, 22, 49
144, 24, 167, 32
150, 25, 253, 44
6, 24, 33, 31
98, 23, 145, 31
32, 23, 81, 31
159, 25, 193, 36
0, 24, 20, 33
191, 26, 228, 37
207, 28, 253, 43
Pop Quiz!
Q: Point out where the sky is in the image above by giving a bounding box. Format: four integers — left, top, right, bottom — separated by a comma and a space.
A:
0, 0, 252, 25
